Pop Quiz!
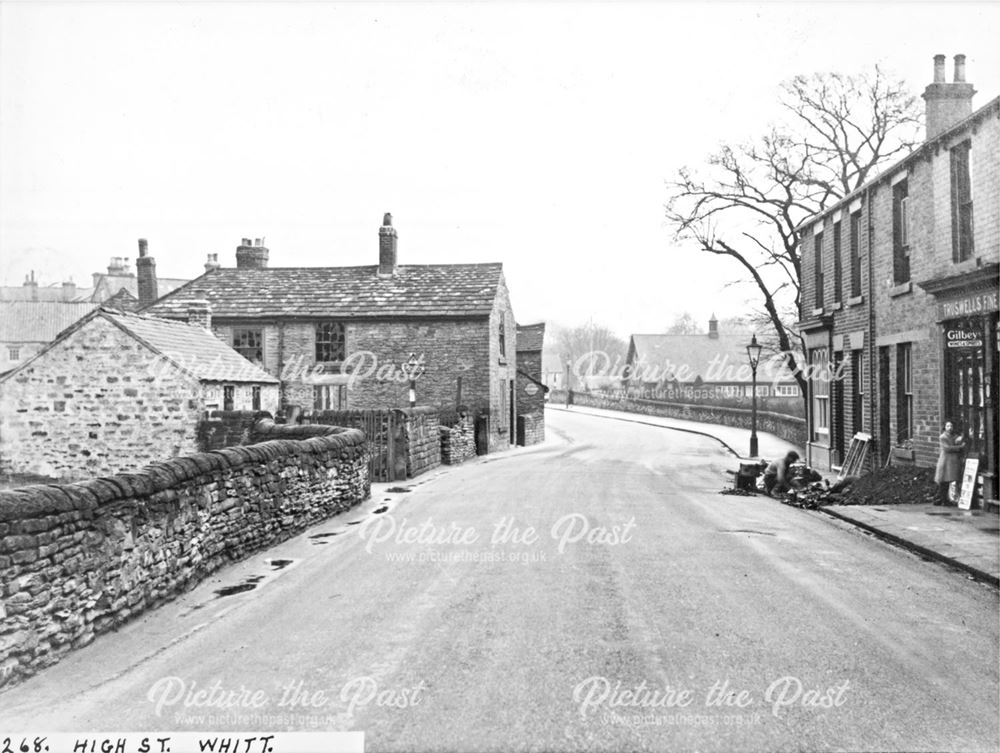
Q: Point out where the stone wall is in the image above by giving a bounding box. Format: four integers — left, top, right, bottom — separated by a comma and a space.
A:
517, 413, 545, 446
401, 407, 441, 478
0, 315, 203, 480
197, 410, 274, 451
552, 391, 807, 449
0, 426, 369, 688
440, 414, 475, 465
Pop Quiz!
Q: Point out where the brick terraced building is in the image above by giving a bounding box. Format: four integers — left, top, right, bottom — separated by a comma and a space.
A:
142, 214, 519, 453
798, 55, 999, 506
0, 308, 279, 480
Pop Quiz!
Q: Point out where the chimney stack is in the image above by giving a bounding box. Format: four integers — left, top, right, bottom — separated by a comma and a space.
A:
708, 313, 719, 339
236, 238, 269, 270
378, 213, 398, 277
204, 253, 221, 273
62, 280, 77, 301
922, 53, 976, 140
23, 271, 38, 301
136, 237, 159, 309
187, 293, 212, 331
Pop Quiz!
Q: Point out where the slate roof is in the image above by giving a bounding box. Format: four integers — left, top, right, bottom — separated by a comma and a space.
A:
0, 301, 100, 343
141, 264, 505, 320
516, 322, 546, 351
628, 332, 796, 384
102, 310, 279, 384
0, 285, 93, 302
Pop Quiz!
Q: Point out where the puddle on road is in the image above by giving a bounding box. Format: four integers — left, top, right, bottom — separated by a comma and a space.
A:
267, 559, 294, 570
387, 487, 412, 493
718, 529, 777, 537
346, 521, 362, 526
215, 582, 260, 598
373, 506, 389, 514
310, 532, 340, 539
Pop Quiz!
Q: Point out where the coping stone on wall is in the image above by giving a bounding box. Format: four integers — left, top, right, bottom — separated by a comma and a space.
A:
85, 478, 128, 504
114, 472, 156, 499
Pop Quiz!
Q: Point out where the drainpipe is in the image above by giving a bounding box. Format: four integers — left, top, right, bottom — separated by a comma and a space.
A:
866, 184, 877, 467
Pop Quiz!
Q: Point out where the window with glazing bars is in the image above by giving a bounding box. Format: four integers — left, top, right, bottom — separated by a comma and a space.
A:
315, 322, 346, 362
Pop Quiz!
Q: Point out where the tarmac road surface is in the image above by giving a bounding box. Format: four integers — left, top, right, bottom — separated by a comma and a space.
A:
1, 408, 998, 752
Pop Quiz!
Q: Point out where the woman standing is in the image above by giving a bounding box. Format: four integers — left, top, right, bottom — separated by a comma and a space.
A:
934, 421, 965, 505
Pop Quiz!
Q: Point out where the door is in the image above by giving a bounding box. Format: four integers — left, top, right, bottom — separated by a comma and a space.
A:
509, 380, 516, 446
878, 347, 891, 465
832, 351, 845, 463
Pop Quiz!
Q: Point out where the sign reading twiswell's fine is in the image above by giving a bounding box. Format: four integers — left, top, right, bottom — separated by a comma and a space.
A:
0, 733, 363, 753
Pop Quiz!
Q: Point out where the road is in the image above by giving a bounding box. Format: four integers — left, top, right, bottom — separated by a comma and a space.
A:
1, 408, 998, 752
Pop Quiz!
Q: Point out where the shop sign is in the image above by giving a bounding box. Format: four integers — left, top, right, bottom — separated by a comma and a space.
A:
938, 290, 999, 321
957, 458, 980, 511
945, 326, 983, 348
524, 382, 539, 396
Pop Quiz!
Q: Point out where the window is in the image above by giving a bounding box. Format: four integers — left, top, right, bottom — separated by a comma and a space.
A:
499, 318, 506, 358
951, 140, 974, 262
813, 232, 824, 308
233, 328, 263, 363
776, 384, 800, 397
892, 180, 910, 283
849, 211, 862, 298
315, 322, 346, 363
313, 385, 345, 411
852, 351, 865, 434
811, 348, 830, 441
897, 343, 913, 442
223, 385, 235, 411
252, 386, 261, 411
8, 347, 19, 361
833, 220, 843, 304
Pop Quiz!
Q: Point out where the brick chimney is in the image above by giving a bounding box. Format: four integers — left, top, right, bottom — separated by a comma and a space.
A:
236, 238, 269, 270
187, 295, 212, 331
922, 54, 976, 140
23, 271, 38, 301
136, 238, 159, 308
62, 280, 77, 301
708, 313, 719, 339
378, 213, 398, 277
204, 253, 221, 273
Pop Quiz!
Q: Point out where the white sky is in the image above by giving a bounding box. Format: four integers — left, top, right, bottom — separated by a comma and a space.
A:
2, 2, 998, 338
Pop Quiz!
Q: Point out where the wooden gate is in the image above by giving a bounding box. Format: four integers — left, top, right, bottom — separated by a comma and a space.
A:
311, 409, 403, 482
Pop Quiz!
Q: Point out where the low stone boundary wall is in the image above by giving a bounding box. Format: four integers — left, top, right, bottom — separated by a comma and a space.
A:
197, 410, 273, 451
440, 415, 475, 465
400, 407, 441, 478
0, 426, 369, 688
517, 413, 545, 446
550, 391, 807, 448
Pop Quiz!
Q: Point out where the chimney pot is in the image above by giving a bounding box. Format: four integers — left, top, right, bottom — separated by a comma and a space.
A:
138, 238, 148, 257
136, 242, 158, 308
204, 252, 222, 273
933, 54, 946, 83
236, 238, 269, 269
708, 313, 719, 339
954, 54, 967, 83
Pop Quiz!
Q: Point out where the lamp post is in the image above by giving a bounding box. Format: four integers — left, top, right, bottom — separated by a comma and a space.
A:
403, 353, 425, 409
746, 333, 763, 458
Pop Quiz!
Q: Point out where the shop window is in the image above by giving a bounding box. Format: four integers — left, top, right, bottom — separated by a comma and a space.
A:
233, 328, 263, 364
316, 322, 346, 363
896, 343, 913, 442
811, 348, 830, 442
849, 211, 862, 298
813, 232, 824, 308
833, 220, 843, 304
951, 140, 974, 262
892, 180, 910, 284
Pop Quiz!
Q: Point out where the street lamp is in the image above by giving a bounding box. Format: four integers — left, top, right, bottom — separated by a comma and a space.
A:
746, 333, 763, 458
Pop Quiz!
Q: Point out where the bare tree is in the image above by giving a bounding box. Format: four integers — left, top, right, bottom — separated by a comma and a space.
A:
665, 312, 704, 334
546, 321, 628, 390
665, 66, 922, 406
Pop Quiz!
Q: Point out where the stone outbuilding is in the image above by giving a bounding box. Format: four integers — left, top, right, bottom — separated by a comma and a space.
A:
0, 308, 279, 480
516, 322, 547, 445
142, 214, 519, 453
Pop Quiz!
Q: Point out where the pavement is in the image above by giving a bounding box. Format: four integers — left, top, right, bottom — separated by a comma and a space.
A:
549, 403, 1000, 588
2, 408, 998, 752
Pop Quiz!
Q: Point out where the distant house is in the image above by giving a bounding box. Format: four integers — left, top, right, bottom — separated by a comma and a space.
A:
516, 322, 547, 445
142, 215, 519, 453
0, 301, 100, 374
0, 241, 190, 370
0, 308, 279, 480
624, 316, 801, 404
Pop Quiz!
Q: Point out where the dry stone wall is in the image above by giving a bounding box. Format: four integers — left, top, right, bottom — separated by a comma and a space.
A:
402, 407, 441, 477
0, 426, 369, 688
440, 415, 475, 465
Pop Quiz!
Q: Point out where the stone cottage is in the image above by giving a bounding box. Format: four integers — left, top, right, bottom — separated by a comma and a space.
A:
0, 308, 279, 480
142, 214, 519, 453
516, 322, 547, 445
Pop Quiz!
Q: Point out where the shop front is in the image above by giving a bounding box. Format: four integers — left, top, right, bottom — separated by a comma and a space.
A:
921, 265, 999, 507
